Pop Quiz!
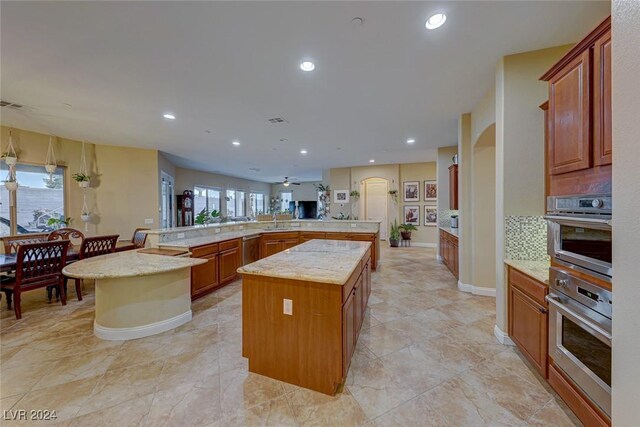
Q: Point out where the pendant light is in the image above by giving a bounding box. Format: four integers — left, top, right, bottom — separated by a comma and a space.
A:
45, 136, 57, 175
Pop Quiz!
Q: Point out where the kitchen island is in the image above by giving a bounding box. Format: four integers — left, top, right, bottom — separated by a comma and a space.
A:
238, 239, 372, 395
63, 250, 206, 341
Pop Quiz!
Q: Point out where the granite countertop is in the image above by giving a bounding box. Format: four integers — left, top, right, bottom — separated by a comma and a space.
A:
63, 250, 207, 279
159, 226, 378, 249
439, 226, 459, 238
237, 239, 371, 285
504, 259, 551, 284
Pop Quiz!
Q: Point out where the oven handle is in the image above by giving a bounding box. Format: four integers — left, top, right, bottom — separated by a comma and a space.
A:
543, 215, 612, 229
546, 294, 612, 342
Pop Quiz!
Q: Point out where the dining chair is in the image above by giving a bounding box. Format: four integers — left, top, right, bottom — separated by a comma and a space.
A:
48, 228, 85, 247
67, 235, 119, 301
132, 228, 149, 249
1, 233, 49, 255
0, 240, 70, 319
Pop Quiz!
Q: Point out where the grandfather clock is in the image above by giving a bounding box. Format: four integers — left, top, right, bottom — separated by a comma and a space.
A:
177, 190, 194, 227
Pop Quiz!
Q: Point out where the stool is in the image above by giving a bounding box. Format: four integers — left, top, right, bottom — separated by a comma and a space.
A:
401, 237, 411, 247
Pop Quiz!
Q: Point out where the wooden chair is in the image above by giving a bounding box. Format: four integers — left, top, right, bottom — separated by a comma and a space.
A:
48, 228, 85, 247
1, 233, 49, 254
0, 240, 70, 319
132, 228, 149, 249
67, 235, 119, 301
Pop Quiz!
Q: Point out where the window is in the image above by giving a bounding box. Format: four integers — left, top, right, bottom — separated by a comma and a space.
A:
280, 191, 293, 212
226, 190, 246, 217
0, 164, 66, 236
193, 186, 221, 215
250, 193, 266, 216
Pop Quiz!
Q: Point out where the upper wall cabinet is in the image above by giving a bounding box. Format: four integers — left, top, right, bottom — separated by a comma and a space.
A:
541, 16, 611, 196
449, 164, 459, 210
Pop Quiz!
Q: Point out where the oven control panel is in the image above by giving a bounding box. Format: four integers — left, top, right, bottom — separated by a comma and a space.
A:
550, 267, 612, 319
547, 195, 612, 216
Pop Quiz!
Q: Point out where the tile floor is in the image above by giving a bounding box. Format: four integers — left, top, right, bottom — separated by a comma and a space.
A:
0, 247, 581, 426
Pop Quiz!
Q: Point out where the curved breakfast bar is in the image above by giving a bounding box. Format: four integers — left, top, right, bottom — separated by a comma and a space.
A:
63, 250, 206, 341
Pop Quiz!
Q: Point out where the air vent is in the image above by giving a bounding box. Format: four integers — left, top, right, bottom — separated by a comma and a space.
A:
268, 117, 287, 124
0, 100, 23, 109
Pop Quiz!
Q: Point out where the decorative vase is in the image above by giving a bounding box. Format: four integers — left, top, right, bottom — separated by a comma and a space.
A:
4, 156, 17, 166
79, 181, 90, 188
45, 164, 57, 174
4, 181, 18, 191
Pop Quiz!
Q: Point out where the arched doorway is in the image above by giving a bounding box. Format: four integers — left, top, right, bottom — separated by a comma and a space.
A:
363, 178, 389, 240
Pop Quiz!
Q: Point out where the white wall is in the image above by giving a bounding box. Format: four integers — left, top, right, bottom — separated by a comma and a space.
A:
611, 1, 640, 424
271, 182, 321, 201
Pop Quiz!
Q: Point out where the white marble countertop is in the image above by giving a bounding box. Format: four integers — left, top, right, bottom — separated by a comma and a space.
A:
439, 226, 459, 238
159, 227, 377, 249
63, 250, 207, 279
237, 239, 371, 285
504, 259, 551, 284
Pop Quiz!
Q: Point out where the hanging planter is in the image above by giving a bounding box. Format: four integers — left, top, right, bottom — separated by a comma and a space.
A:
3, 164, 18, 191
45, 136, 57, 175
3, 180, 18, 191
81, 213, 91, 222
2, 130, 18, 166
74, 140, 90, 188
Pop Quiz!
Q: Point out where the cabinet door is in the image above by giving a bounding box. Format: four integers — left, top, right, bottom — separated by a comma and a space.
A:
342, 289, 356, 377
594, 29, 612, 167
449, 165, 459, 210
219, 248, 239, 284
282, 238, 299, 251
548, 50, 591, 175
262, 240, 282, 258
509, 286, 548, 376
191, 253, 219, 297
354, 275, 364, 333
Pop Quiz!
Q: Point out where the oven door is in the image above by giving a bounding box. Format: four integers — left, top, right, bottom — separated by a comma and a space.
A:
545, 216, 612, 277
547, 292, 612, 417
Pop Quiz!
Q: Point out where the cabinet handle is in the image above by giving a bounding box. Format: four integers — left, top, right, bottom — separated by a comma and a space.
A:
539, 307, 548, 314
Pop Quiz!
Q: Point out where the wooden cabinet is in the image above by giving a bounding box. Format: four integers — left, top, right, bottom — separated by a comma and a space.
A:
439, 230, 459, 279
325, 232, 351, 240
282, 238, 299, 251
260, 232, 300, 258
342, 286, 356, 376
190, 239, 241, 300
507, 266, 548, 377
262, 240, 282, 257
300, 232, 326, 243
448, 164, 459, 210
541, 16, 612, 196
191, 252, 219, 299
219, 239, 242, 285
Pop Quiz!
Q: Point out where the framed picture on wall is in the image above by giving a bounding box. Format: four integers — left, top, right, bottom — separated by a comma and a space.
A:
424, 206, 437, 226
403, 205, 420, 225
424, 180, 437, 202
403, 181, 420, 202
333, 190, 349, 204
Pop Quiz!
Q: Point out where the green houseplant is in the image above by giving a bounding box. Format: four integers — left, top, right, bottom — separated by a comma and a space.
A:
398, 223, 417, 240
47, 216, 71, 230
72, 172, 91, 188
194, 208, 209, 225
389, 220, 400, 247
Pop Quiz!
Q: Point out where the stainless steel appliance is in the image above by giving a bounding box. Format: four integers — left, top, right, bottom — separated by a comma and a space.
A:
547, 267, 612, 417
243, 235, 260, 265
545, 195, 612, 279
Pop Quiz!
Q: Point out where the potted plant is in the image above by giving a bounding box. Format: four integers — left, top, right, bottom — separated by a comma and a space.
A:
389, 220, 400, 247
2, 152, 17, 166
81, 211, 91, 222
398, 223, 417, 240
72, 172, 91, 188
3, 177, 18, 191
47, 216, 71, 230
388, 189, 398, 203
350, 190, 360, 201
194, 208, 209, 225
210, 209, 221, 223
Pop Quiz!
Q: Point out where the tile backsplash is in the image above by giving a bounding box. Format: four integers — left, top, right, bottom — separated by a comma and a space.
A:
505, 216, 549, 261
438, 210, 458, 227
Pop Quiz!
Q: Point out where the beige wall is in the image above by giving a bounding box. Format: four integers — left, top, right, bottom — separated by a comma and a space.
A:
495, 45, 572, 331
612, 1, 640, 424
0, 126, 158, 240
271, 182, 321, 202
398, 162, 438, 244
457, 113, 472, 284
471, 88, 496, 146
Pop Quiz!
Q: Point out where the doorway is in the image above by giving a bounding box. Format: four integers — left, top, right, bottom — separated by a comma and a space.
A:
160, 171, 175, 228
364, 178, 388, 240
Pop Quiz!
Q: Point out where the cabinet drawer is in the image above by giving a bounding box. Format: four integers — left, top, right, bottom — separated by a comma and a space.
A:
300, 232, 326, 240
350, 233, 375, 241
262, 232, 299, 241
326, 232, 350, 240
219, 238, 241, 252
191, 243, 219, 257
509, 267, 547, 306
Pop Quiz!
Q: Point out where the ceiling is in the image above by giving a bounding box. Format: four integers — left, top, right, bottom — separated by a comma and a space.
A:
0, 1, 609, 183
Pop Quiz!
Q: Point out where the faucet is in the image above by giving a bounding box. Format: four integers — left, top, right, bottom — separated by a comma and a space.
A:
273, 212, 278, 229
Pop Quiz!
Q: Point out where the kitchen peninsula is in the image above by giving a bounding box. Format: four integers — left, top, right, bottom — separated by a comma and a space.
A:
238, 239, 372, 395
144, 219, 381, 300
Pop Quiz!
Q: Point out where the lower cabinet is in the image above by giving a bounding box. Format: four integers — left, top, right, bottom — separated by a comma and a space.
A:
260, 233, 300, 258
439, 230, 459, 279
190, 238, 241, 300
507, 266, 548, 378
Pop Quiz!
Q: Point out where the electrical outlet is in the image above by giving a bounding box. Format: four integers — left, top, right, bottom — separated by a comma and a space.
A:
283, 299, 293, 315
238, 226, 244, 230
350, 223, 357, 228
291, 222, 300, 227
144, 218, 154, 224
177, 233, 185, 239
215, 228, 221, 233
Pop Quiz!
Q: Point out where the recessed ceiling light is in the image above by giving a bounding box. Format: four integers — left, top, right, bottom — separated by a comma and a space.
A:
300, 61, 315, 72
300, 149, 308, 155
163, 113, 176, 120
425, 13, 447, 30
232, 141, 240, 146
369, 159, 375, 163
406, 138, 415, 144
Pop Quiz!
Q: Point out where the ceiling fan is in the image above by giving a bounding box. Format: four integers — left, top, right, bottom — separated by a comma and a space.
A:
281, 177, 301, 187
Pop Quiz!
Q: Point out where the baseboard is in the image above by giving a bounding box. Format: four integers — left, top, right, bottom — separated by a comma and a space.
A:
436, 255, 443, 262
457, 280, 497, 297
94, 310, 192, 341
411, 242, 437, 248
494, 324, 515, 346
